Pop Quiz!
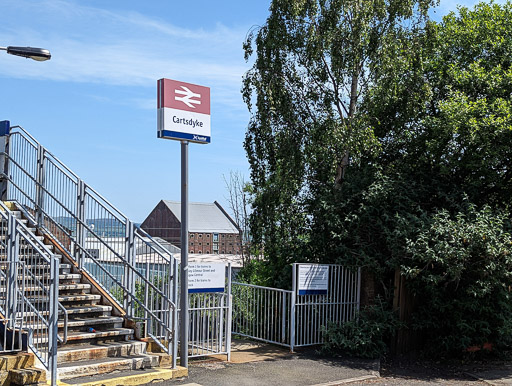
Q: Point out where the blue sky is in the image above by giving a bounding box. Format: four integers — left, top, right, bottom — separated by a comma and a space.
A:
0, 0, 503, 222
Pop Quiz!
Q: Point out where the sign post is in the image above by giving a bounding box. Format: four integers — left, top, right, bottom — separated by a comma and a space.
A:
157, 78, 210, 368
180, 141, 189, 368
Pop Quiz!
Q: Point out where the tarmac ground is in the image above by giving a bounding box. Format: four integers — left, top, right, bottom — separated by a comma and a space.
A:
155, 340, 512, 386
158, 339, 380, 386
69, 339, 512, 385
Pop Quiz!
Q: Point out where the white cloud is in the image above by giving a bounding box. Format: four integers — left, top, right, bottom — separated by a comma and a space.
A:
0, 0, 250, 110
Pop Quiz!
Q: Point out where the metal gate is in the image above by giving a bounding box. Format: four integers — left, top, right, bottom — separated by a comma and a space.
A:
232, 263, 361, 351
180, 264, 232, 359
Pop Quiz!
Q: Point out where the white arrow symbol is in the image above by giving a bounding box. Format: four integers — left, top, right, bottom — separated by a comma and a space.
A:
175, 86, 201, 108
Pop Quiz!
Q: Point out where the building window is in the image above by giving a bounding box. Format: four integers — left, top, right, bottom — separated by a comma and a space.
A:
206, 250, 210, 253
206, 242, 210, 246
213, 233, 219, 242
198, 251, 202, 254
199, 234, 202, 238
199, 242, 202, 246
190, 250, 194, 253
207, 234, 210, 238
190, 242, 194, 246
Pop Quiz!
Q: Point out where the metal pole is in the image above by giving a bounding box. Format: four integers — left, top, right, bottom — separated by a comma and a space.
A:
49, 255, 59, 386
290, 263, 297, 352
0, 120, 10, 201
226, 263, 232, 361
180, 141, 189, 368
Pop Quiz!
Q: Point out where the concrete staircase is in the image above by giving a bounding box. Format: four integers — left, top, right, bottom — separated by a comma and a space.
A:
0, 205, 173, 384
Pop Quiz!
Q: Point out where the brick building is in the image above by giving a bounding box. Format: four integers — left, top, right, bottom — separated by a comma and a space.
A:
140, 200, 242, 254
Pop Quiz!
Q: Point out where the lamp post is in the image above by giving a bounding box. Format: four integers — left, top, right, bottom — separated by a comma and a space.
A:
0, 46, 51, 61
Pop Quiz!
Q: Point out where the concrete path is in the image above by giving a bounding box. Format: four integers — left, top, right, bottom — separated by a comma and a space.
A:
157, 340, 380, 386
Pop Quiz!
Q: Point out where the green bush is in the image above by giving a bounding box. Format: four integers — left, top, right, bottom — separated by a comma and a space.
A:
403, 204, 512, 356
321, 297, 401, 359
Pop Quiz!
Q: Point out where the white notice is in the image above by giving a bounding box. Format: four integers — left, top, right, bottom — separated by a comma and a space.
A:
188, 263, 225, 293
298, 264, 329, 295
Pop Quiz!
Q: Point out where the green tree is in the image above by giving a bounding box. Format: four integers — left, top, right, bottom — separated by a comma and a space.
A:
345, 1, 512, 354
243, 0, 435, 286
244, 0, 512, 356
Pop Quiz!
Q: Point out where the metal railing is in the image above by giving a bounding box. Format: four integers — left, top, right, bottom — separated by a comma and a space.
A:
2, 126, 178, 363
0, 205, 59, 385
185, 292, 232, 358
232, 264, 361, 351
293, 264, 361, 348
232, 282, 292, 347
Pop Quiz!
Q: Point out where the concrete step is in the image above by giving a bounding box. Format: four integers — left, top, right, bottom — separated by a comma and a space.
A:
16, 293, 100, 306
19, 263, 71, 275
58, 316, 124, 329
57, 340, 147, 363
0, 234, 44, 242
59, 294, 101, 304
0, 226, 37, 233
0, 263, 72, 273
57, 353, 159, 380
0, 251, 59, 260
33, 327, 133, 345
65, 304, 112, 315
0, 282, 91, 294
60, 366, 187, 386
0, 273, 81, 283
16, 305, 112, 319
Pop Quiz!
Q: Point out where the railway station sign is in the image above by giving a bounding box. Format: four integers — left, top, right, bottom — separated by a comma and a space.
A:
157, 78, 211, 144
188, 263, 225, 293
298, 264, 329, 295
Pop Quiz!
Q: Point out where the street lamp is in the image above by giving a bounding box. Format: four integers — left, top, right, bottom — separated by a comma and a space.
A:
0, 46, 51, 61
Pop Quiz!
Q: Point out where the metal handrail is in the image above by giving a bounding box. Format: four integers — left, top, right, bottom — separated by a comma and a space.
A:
9, 126, 80, 179
0, 202, 68, 344
5, 126, 178, 360
232, 281, 293, 294
0, 206, 60, 382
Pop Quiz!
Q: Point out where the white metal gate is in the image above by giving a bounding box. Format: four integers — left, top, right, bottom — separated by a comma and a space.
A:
180, 264, 232, 359
232, 263, 361, 351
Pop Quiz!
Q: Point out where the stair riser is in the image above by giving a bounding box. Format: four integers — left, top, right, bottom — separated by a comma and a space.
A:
57, 355, 158, 380
0, 285, 91, 294
33, 332, 133, 345
56, 341, 147, 363
0, 265, 71, 272
60, 300, 101, 308
59, 324, 124, 335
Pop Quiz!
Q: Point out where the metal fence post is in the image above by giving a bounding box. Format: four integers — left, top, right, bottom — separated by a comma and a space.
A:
6, 213, 18, 328
290, 263, 296, 352
75, 179, 86, 270
281, 291, 286, 344
0, 120, 10, 201
144, 261, 150, 333
124, 220, 136, 317
226, 263, 232, 361
172, 257, 178, 368
35, 144, 46, 227
48, 255, 59, 386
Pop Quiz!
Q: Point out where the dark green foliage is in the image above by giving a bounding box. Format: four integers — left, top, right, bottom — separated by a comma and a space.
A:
244, 0, 512, 357
402, 205, 512, 355
321, 298, 402, 359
